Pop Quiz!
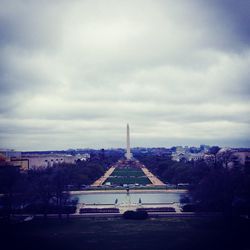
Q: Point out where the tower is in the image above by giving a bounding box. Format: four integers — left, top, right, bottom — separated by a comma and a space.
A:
125, 123, 132, 160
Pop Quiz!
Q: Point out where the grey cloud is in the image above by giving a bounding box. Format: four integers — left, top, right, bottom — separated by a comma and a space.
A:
0, 1, 63, 49
205, 0, 250, 45
0, 0, 249, 150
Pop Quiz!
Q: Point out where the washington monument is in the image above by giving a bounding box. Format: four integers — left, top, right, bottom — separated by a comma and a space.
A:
125, 124, 133, 160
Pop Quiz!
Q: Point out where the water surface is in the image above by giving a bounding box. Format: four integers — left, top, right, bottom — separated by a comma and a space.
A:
72, 192, 182, 204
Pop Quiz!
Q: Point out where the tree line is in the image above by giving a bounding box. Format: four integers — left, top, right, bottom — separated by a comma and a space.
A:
0, 151, 122, 222
136, 149, 250, 215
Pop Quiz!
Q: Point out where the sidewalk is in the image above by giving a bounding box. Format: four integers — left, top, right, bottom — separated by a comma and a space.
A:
141, 167, 165, 186
91, 166, 116, 186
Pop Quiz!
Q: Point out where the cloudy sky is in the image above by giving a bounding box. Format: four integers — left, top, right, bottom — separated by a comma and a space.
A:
0, 0, 250, 150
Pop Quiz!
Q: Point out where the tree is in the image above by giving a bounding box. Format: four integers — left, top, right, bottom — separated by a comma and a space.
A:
29, 168, 55, 218
51, 166, 71, 219
0, 164, 21, 222
209, 146, 221, 168
191, 165, 250, 216
217, 148, 234, 169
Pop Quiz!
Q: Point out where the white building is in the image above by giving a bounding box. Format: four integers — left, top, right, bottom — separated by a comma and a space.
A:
23, 154, 77, 169
172, 152, 204, 162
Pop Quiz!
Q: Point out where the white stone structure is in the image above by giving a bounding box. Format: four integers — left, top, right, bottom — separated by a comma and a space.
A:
125, 124, 133, 160
172, 152, 204, 162
23, 154, 77, 169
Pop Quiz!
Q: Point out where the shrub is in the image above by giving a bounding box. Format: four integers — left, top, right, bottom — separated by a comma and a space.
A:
123, 210, 148, 220
181, 204, 196, 212
13, 204, 77, 214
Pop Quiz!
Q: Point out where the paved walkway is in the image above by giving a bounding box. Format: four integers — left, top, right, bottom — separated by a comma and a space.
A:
76, 202, 182, 214
141, 167, 165, 186
91, 166, 116, 186
70, 189, 187, 194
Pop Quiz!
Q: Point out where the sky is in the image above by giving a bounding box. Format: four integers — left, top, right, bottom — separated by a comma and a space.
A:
0, 0, 250, 150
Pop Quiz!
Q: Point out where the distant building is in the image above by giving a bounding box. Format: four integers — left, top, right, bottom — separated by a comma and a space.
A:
75, 153, 90, 161
0, 149, 28, 170
172, 152, 188, 162
23, 154, 76, 169
0, 149, 21, 158
10, 158, 29, 171
230, 151, 250, 167
0, 152, 90, 170
175, 146, 186, 154
172, 151, 204, 162
200, 144, 210, 153
203, 148, 250, 168
187, 153, 204, 161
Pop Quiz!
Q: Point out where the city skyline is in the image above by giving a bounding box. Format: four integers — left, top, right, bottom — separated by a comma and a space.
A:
0, 0, 250, 150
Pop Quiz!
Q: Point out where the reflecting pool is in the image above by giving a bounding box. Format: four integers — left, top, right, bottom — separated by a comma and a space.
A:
71, 191, 183, 205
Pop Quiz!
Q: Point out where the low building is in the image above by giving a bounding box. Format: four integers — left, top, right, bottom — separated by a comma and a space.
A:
10, 158, 29, 171
24, 154, 76, 169
172, 152, 204, 162
230, 151, 250, 166
0, 149, 21, 158
187, 153, 204, 161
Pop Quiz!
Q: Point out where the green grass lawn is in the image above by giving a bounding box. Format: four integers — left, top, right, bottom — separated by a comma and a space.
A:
105, 176, 151, 185
1, 217, 249, 250
111, 170, 144, 177
111, 167, 145, 177
106, 167, 152, 185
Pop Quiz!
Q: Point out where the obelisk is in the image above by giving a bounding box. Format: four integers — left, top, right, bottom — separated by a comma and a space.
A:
125, 123, 132, 160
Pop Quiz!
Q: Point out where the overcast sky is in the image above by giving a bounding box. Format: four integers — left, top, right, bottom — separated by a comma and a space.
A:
0, 0, 250, 150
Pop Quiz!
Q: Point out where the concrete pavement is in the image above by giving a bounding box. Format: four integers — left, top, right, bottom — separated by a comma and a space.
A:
91, 166, 116, 186
141, 167, 165, 186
